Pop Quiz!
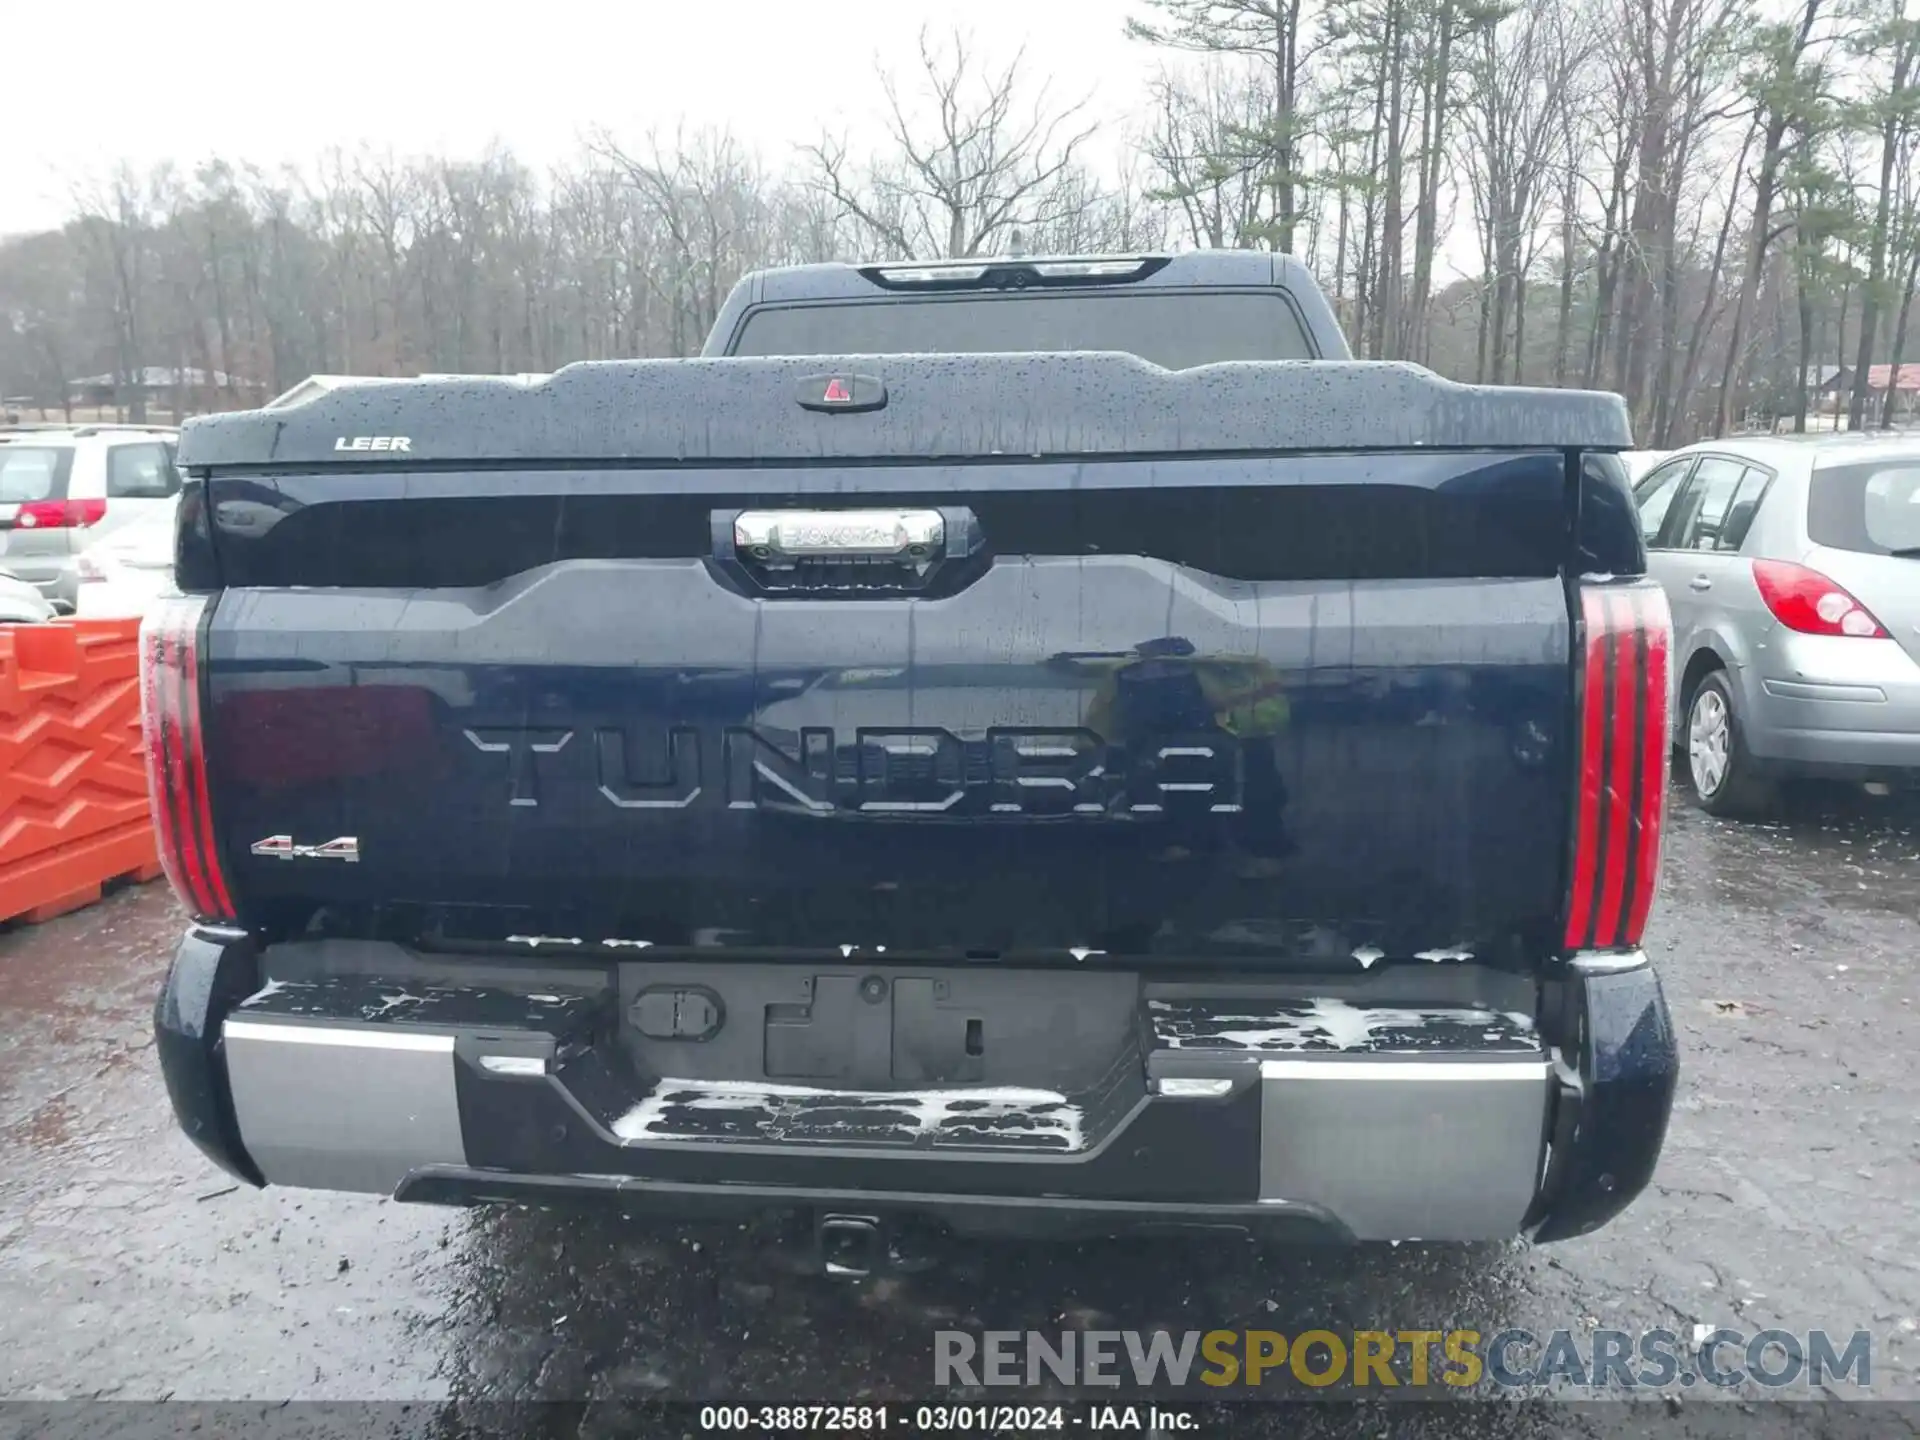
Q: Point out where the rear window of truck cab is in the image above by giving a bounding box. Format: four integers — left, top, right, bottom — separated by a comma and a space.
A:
726, 291, 1316, 369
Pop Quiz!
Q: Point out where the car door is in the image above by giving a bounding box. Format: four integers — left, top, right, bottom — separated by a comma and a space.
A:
1659, 453, 1754, 682
1704, 460, 1775, 602
98, 440, 183, 542
1633, 455, 1697, 563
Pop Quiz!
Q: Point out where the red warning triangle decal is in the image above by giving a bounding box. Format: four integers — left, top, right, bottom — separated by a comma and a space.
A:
822, 377, 851, 403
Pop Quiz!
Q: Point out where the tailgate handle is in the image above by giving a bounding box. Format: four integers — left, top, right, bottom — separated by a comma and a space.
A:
713, 506, 987, 595
734, 508, 945, 568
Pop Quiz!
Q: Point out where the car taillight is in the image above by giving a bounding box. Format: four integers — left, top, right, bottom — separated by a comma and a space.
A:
1751, 559, 1888, 638
139, 594, 236, 924
14, 498, 107, 529
1564, 581, 1671, 952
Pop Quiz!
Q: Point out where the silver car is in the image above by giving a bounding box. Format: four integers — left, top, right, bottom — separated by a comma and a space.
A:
1632, 434, 1920, 815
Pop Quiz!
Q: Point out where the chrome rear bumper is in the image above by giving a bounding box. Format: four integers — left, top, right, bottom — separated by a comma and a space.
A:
161, 935, 1675, 1245
224, 1021, 467, 1193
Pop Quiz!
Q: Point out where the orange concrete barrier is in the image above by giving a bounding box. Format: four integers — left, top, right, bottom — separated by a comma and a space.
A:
0, 618, 162, 926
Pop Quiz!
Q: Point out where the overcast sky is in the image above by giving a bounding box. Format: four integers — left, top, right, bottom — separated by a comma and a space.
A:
3, 0, 1160, 238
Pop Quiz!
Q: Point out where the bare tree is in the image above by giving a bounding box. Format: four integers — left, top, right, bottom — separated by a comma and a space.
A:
1405, 0, 1464, 366
69, 165, 164, 420
1844, 2, 1920, 428
1144, 61, 1286, 247
596, 128, 764, 353
7, 2, 1920, 430
0, 231, 84, 418
1882, 221, 1920, 427
1665, 118, 1756, 441
1712, 0, 1832, 435
1127, 0, 1316, 254
803, 28, 1101, 259
1458, 0, 1581, 384
1549, 19, 1611, 388
1608, 0, 1747, 431
1578, 25, 1641, 390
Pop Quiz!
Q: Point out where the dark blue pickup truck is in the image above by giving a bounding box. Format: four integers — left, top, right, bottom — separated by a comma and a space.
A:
149, 252, 1677, 1274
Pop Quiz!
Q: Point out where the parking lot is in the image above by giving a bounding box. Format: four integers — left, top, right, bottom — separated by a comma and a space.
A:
1, 783, 1915, 1426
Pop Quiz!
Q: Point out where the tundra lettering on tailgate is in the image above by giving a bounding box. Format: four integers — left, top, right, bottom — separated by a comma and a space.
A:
460, 726, 1246, 816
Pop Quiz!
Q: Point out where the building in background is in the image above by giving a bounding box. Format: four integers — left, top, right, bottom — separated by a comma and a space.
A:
1802, 366, 1854, 407
62, 366, 265, 420
1865, 364, 1920, 423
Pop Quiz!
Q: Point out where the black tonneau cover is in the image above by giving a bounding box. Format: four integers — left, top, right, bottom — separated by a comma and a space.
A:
177, 355, 1632, 469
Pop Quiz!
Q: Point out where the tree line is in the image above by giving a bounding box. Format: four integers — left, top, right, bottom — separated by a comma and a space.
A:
2, 0, 1917, 444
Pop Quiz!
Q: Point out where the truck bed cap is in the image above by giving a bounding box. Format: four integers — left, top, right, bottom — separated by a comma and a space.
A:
177, 354, 1632, 468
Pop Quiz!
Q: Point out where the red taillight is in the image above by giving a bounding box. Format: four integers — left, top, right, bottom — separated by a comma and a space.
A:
139, 595, 236, 923
1565, 581, 1671, 952
1751, 559, 1888, 638
15, 497, 107, 529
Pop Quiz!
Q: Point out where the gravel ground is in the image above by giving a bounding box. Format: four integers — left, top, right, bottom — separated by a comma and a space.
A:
1, 783, 1915, 1436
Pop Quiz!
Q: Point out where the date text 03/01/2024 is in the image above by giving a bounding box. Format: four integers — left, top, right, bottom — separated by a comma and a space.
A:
695, 1404, 1191, 1432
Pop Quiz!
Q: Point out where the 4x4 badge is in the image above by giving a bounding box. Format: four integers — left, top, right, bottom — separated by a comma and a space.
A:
250, 835, 360, 862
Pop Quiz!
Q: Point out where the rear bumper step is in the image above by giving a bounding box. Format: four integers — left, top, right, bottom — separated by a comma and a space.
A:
156, 932, 1677, 1245
393, 1170, 1361, 1245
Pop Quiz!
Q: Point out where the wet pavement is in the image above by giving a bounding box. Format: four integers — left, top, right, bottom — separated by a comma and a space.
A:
1, 784, 1916, 1430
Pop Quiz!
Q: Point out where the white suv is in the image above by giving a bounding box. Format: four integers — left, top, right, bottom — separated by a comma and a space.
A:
0, 425, 182, 612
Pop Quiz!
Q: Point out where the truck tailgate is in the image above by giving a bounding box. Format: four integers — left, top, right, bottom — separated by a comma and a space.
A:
194, 448, 1579, 962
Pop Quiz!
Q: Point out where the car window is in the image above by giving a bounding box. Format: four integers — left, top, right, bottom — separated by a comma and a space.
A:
1633, 458, 1693, 546
1715, 466, 1773, 553
1669, 456, 1748, 551
1621, 451, 1669, 484
106, 443, 180, 499
728, 292, 1316, 368
1808, 458, 1920, 555
0, 446, 69, 503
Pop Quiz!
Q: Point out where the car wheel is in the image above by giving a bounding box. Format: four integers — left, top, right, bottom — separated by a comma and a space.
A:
1685, 670, 1774, 818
